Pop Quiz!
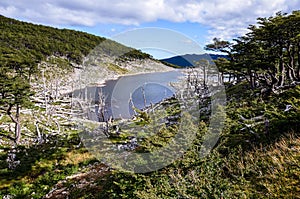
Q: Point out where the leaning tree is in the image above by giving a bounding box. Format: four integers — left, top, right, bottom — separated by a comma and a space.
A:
0, 48, 35, 143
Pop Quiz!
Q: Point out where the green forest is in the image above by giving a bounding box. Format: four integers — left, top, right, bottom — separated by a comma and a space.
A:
0, 10, 300, 198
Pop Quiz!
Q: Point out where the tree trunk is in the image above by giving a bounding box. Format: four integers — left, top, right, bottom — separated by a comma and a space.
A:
221, 72, 224, 83
97, 89, 106, 122
236, 75, 241, 83
287, 65, 297, 82
264, 72, 278, 90
141, 85, 147, 108
297, 43, 300, 80
278, 55, 285, 87
286, 44, 296, 82
42, 70, 48, 114
15, 104, 21, 143
203, 64, 206, 87
7, 104, 21, 143
250, 72, 255, 89
35, 121, 43, 143
228, 73, 232, 83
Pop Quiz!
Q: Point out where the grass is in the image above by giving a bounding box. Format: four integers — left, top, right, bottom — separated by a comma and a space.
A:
107, 63, 129, 74
60, 150, 94, 166
222, 132, 300, 198
223, 132, 299, 197
95, 132, 299, 199
0, 132, 98, 198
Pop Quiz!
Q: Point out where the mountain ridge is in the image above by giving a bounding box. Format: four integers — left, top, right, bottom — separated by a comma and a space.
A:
160, 53, 229, 67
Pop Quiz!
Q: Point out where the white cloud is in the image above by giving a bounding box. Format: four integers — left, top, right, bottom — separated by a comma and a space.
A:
1, 0, 299, 40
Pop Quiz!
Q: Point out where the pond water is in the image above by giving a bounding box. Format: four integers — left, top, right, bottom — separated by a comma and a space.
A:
75, 70, 184, 122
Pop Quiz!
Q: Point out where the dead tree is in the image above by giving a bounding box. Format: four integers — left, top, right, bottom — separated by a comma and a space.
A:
97, 88, 108, 122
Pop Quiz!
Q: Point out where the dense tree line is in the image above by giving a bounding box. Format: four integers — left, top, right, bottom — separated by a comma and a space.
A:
206, 11, 300, 92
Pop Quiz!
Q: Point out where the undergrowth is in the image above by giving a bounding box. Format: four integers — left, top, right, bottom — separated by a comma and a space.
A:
1, 82, 299, 198
95, 83, 300, 198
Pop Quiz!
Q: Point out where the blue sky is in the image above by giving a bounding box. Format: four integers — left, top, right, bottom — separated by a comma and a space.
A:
1, 0, 300, 58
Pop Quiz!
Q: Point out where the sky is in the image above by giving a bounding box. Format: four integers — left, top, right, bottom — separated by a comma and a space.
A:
1, 0, 300, 59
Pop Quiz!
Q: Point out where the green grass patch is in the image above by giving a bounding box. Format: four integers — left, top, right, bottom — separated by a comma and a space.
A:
107, 63, 129, 74
0, 132, 97, 198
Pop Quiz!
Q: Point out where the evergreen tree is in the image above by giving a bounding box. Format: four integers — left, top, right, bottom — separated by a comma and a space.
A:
206, 11, 300, 91
0, 49, 34, 143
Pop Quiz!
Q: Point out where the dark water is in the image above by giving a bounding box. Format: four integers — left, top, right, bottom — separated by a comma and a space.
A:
95, 70, 183, 121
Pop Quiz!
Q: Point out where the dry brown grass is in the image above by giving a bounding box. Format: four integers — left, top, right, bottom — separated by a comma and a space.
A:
60, 151, 95, 166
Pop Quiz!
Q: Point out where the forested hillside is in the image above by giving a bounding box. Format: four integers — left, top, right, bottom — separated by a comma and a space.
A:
0, 15, 151, 64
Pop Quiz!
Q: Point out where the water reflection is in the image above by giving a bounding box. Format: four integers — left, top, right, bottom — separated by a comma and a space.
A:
95, 70, 183, 121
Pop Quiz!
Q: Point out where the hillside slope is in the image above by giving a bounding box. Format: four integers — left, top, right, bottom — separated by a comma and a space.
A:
0, 15, 152, 64
0, 14, 171, 79
0, 15, 173, 111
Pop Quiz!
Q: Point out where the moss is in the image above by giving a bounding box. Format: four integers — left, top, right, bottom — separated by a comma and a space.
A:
0, 115, 11, 123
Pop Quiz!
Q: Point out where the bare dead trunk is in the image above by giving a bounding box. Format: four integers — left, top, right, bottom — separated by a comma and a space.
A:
7, 104, 21, 143
55, 78, 59, 100
286, 44, 296, 82
221, 72, 224, 83
203, 64, 206, 87
297, 43, 300, 80
35, 121, 43, 143
15, 121, 21, 143
142, 85, 147, 108
287, 65, 297, 82
97, 88, 107, 122
278, 58, 285, 87
250, 72, 255, 89
42, 70, 48, 114
129, 93, 137, 115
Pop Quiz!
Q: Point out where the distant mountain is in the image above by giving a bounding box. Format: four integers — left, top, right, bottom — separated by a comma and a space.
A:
160, 54, 229, 68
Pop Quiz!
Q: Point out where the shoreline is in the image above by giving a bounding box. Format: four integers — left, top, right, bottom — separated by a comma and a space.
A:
80, 66, 178, 88
101, 68, 179, 86
61, 59, 179, 96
